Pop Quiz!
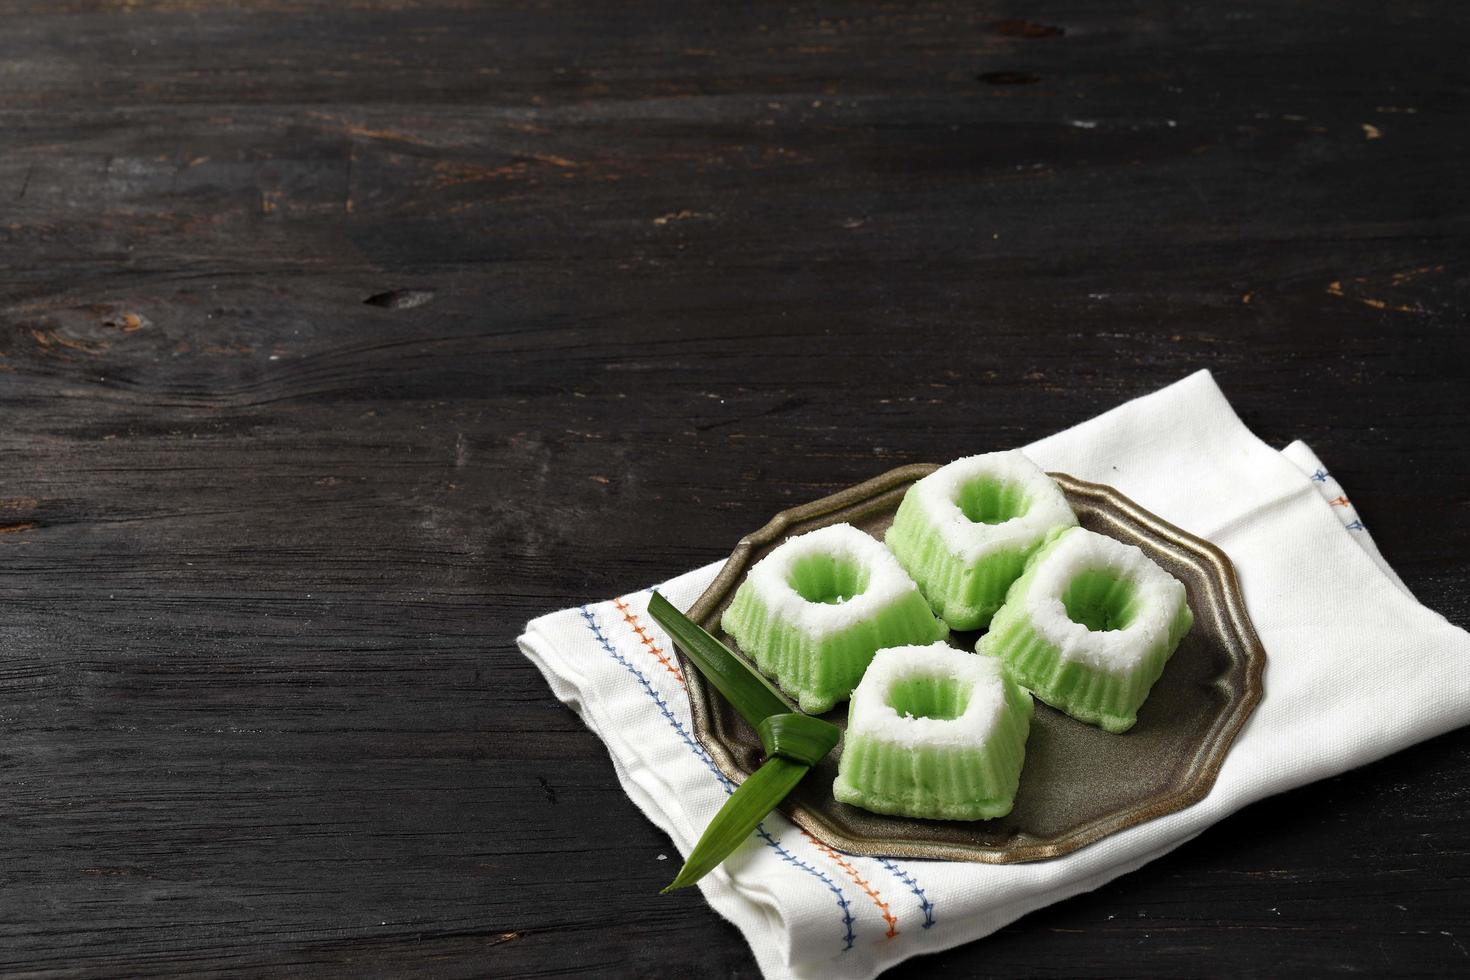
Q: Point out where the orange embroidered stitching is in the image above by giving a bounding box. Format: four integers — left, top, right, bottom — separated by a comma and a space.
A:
1328, 495, 1351, 507
801, 830, 899, 939
614, 596, 686, 687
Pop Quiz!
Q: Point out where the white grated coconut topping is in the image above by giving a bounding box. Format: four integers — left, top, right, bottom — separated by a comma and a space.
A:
846, 642, 1010, 748
1023, 526, 1188, 672
911, 450, 1077, 562
745, 523, 924, 638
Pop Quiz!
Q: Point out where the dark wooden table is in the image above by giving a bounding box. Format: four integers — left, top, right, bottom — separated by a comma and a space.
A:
3, 2, 1467, 976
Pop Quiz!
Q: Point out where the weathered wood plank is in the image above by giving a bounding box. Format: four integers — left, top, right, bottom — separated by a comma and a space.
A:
0, 1, 1466, 976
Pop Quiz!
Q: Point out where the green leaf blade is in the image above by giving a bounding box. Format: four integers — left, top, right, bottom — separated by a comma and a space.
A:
646, 593, 843, 893
647, 591, 791, 728
758, 712, 841, 766
662, 757, 810, 893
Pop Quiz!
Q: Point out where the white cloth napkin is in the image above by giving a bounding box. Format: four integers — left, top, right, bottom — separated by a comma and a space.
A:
518, 370, 1470, 979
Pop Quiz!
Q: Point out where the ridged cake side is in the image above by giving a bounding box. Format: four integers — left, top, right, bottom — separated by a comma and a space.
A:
721, 586, 948, 714
886, 493, 1052, 630
883, 452, 1077, 631
979, 529, 1195, 733
833, 675, 1032, 820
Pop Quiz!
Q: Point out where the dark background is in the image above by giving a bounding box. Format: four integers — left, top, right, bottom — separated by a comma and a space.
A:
2, 1, 1467, 976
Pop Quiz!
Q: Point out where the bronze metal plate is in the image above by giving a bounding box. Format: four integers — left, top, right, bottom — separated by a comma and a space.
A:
681, 465, 1266, 863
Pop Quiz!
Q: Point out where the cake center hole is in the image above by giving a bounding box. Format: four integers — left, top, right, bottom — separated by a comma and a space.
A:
887, 674, 973, 721
1062, 569, 1140, 632
788, 553, 870, 605
956, 476, 1031, 525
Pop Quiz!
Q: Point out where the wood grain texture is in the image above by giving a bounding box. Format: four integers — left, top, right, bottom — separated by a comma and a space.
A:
0, 1, 1466, 976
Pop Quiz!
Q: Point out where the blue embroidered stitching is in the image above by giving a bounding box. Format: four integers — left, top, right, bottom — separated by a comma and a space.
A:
877, 858, 936, 929
579, 604, 856, 951
635, 589, 934, 938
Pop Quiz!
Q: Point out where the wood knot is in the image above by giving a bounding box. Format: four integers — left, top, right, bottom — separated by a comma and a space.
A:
101, 311, 150, 332
364, 289, 436, 310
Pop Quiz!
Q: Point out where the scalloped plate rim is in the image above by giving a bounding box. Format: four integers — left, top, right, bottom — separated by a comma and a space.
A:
680, 465, 1267, 865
